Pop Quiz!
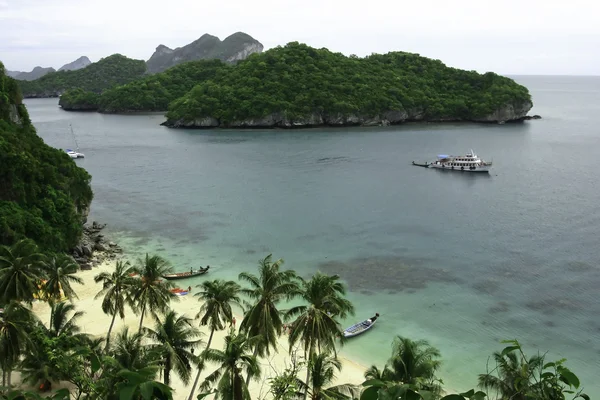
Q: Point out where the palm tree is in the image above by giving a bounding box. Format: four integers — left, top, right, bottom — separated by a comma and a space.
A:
478, 350, 544, 400
187, 279, 242, 400
301, 352, 359, 400
0, 239, 46, 304
41, 254, 83, 302
238, 254, 300, 385
285, 272, 355, 399
94, 260, 135, 350
110, 327, 159, 372
200, 331, 261, 400
129, 253, 176, 333
144, 310, 203, 386
385, 336, 441, 388
0, 301, 36, 387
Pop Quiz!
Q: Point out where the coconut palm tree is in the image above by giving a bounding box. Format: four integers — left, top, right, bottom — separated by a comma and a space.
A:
129, 253, 176, 332
0, 239, 46, 304
94, 260, 135, 350
110, 327, 159, 372
385, 336, 441, 388
47, 301, 85, 338
0, 301, 36, 387
200, 331, 261, 400
301, 352, 359, 400
285, 272, 355, 399
478, 350, 544, 400
187, 279, 242, 400
41, 254, 83, 302
144, 310, 203, 386
238, 254, 300, 385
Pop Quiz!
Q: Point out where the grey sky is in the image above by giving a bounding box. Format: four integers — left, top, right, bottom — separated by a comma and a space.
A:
1, 0, 598, 75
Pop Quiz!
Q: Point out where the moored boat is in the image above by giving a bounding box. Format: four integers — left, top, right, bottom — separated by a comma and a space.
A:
428, 149, 491, 173
162, 266, 210, 280
343, 313, 379, 338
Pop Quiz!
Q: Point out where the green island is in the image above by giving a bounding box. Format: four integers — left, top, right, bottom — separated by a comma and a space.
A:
18, 54, 147, 99
57, 42, 533, 127
0, 63, 589, 400
0, 62, 93, 252
162, 42, 533, 127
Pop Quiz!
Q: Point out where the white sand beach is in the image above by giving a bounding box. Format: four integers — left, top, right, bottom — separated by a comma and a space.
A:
28, 259, 369, 399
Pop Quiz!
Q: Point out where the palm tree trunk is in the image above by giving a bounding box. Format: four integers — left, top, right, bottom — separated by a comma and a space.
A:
244, 347, 259, 387
6, 369, 10, 387
164, 355, 171, 386
187, 328, 215, 400
2, 369, 6, 389
105, 310, 118, 351
138, 305, 146, 333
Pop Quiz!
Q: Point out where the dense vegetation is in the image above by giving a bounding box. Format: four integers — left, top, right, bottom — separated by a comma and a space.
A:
92, 59, 227, 113
57, 88, 100, 111
0, 245, 590, 400
0, 62, 93, 251
165, 42, 532, 127
18, 54, 147, 98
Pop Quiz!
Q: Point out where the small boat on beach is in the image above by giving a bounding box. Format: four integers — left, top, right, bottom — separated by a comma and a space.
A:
343, 313, 379, 338
161, 266, 210, 280
412, 150, 492, 173
170, 288, 189, 296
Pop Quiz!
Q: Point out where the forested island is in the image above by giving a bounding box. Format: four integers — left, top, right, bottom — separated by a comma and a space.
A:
57, 42, 534, 127
0, 62, 93, 251
19, 54, 147, 98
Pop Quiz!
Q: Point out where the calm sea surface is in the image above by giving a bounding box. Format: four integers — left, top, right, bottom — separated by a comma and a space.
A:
25, 75, 600, 395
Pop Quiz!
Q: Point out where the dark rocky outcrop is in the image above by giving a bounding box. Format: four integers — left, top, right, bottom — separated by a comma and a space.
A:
58, 56, 92, 72
71, 221, 124, 270
146, 32, 263, 74
162, 102, 534, 129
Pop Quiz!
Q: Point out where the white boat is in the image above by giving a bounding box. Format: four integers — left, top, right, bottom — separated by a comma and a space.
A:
65, 149, 85, 159
427, 149, 491, 173
343, 313, 379, 338
65, 124, 85, 159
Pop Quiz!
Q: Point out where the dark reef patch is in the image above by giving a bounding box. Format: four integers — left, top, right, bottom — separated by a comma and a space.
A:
318, 255, 461, 293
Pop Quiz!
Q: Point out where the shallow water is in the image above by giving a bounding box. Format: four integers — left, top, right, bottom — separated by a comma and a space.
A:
26, 75, 600, 395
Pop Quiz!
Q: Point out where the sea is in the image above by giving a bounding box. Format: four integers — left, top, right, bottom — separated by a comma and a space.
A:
24, 75, 600, 396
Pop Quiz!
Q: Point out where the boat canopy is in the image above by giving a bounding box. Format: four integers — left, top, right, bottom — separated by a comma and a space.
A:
437, 154, 450, 158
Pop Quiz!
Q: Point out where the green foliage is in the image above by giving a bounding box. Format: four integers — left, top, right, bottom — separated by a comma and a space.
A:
165, 42, 532, 126
18, 54, 146, 97
95, 59, 227, 113
0, 67, 93, 252
58, 88, 100, 110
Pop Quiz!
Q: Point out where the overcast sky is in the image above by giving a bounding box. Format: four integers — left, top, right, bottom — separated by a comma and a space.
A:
1, 0, 598, 75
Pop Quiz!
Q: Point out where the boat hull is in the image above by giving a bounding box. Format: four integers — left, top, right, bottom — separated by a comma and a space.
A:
162, 269, 209, 280
429, 164, 490, 173
343, 319, 377, 338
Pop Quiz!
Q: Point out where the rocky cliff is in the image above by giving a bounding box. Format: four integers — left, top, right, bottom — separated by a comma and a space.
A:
146, 32, 263, 73
58, 56, 92, 71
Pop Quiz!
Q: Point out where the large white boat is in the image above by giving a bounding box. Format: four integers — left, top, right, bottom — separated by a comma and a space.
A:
413, 150, 492, 173
65, 124, 85, 159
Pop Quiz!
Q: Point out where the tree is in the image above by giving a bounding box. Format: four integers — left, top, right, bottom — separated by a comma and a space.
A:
94, 260, 135, 350
130, 254, 176, 333
144, 310, 203, 386
0, 239, 45, 304
200, 331, 261, 400
301, 352, 358, 400
46, 301, 85, 338
285, 273, 355, 399
187, 279, 242, 400
0, 301, 35, 387
41, 254, 83, 302
385, 336, 442, 391
239, 254, 300, 385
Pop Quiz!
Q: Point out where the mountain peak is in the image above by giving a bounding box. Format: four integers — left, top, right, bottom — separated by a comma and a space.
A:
58, 56, 91, 72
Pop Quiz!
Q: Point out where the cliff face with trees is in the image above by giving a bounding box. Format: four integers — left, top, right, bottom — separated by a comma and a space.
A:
0, 61, 93, 251
19, 54, 147, 98
163, 42, 532, 128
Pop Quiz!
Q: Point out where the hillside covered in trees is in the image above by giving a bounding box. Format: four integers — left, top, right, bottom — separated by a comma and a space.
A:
59, 59, 228, 112
164, 42, 533, 128
0, 62, 93, 251
19, 54, 147, 98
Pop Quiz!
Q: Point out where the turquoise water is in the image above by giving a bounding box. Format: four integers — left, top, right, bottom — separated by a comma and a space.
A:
25, 75, 600, 395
